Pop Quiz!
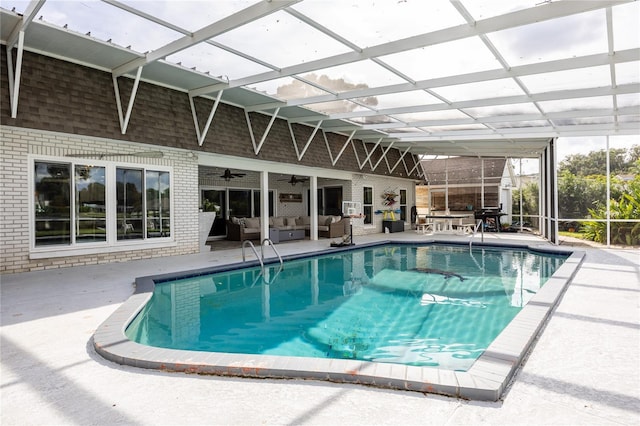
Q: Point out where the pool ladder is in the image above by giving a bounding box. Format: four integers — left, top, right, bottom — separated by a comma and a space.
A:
242, 239, 283, 285
469, 219, 484, 249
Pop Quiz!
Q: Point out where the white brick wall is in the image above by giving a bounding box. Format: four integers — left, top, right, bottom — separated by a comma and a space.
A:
0, 126, 200, 273
350, 173, 416, 236
1, 126, 418, 273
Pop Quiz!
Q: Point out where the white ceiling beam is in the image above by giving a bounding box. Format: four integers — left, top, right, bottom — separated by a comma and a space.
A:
5, 0, 46, 118
225, 0, 627, 89
371, 142, 395, 172
285, 48, 639, 109
112, 66, 143, 134
189, 90, 224, 146
297, 121, 323, 161
245, 107, 282, 155
389, 146, 412, 173
288, 121, 324, 161
286, 6, 419, 88
397, 122, 639, 142
327, 130, 356, 166
102, 0, 187, 35
5, 31, 25, 118
408, 153, 427, 177
330, 106, 640, 133
107, 0, 339, 106
605, 7, 620, 115
6, 0, 45, 49
450, 0, 551, 128
358, 138, 383, 171
302, 82, 640, 125
112, 0, 300, 77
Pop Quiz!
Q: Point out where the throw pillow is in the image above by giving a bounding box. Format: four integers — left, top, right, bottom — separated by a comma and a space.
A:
245, 217, 260, 228
285, 217, 298, 227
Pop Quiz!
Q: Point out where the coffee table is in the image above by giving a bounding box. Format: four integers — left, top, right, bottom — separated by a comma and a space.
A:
269, 228, 305, 243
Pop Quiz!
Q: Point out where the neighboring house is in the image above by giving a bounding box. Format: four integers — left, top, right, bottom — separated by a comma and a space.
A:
418, 157, 515, 224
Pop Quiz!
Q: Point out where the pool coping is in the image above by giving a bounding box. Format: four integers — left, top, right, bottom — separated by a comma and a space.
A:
92, 241, 585, 401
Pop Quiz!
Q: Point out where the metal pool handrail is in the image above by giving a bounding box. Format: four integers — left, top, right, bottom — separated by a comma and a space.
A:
242, 240, 262, 267
469, 219, 484, 249
261, 238, 283, 267
260, 239, 283, 285
242, 239, 284, 285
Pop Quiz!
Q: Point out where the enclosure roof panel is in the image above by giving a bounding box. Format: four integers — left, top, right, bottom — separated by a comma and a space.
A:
2, 0, 638, 158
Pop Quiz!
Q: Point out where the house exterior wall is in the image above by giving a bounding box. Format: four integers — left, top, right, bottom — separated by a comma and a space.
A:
1, 46, 420, 273
0, 126, 199, 273
350, 174, 415, 235
0, 47, 420, 178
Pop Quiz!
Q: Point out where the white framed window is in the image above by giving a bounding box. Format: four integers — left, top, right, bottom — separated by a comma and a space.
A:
31, 156, 173, 255
363, 186, 373, 225
399, 188, 407, 222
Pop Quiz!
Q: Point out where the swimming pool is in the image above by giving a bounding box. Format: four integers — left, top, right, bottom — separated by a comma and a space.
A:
94, 241, 584, 401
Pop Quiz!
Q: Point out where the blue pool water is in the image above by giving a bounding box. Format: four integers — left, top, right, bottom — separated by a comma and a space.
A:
126, 244, 568, 371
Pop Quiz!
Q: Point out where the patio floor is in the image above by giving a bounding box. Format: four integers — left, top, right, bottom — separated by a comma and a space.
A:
1, 231, 638, 425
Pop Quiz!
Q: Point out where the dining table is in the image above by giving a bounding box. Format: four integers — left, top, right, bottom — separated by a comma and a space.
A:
419, 214, 474, 234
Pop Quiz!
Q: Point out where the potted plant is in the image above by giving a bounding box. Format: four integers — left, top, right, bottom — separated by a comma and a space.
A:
199, 199, 219, 252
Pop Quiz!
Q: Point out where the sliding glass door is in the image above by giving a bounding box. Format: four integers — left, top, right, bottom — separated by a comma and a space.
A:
202, 188, 273, 239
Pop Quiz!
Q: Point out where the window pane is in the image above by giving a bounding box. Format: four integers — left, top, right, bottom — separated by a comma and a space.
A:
269, 191, 274, 217
557, 137, 607, 220
512, 180, 539, 231
363, 187, 373, 224
400, 206, 407, 221
324, 187, 343, 216
34, 162, 71, 246
75, 165, 106, 243
363, 187, 372, 204
363, 206, 373, 225
229, 189, 251, 217
146, 171, 171, 238
253, 190, 275, 217
117, 168, 143, 240
253, 191, 260, 217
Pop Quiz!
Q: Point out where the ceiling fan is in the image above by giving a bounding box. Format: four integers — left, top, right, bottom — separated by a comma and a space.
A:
278, 175, 309, 186
219, 169, 246, 181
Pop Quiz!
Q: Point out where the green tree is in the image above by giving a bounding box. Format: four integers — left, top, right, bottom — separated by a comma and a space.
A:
558, 146, 637, 176
558, 170, 606, 219
512, 181, 538, 226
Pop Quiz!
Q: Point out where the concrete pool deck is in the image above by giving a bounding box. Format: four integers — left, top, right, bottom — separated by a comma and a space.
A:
2, 232, 639, 424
